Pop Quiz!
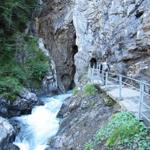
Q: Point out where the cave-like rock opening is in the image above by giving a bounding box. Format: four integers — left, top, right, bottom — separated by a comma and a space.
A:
90, 57, 97, 68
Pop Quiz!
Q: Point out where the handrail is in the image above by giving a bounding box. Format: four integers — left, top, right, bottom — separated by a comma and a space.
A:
88, 66, 150, 124
108, 72, 141, 84
89, 67, 150, 94
142, 102, 150, 109
121, 81, 140, 91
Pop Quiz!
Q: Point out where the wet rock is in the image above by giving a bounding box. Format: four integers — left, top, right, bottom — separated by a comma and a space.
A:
0, 88, 42, 118
9, 119, 21, 136
0, 117, 19, 150
57, 96, 81, 118
0, 98, 9, 118
3, 144, 19, 150
10, 88, 40, 117
19, 88, 38, 101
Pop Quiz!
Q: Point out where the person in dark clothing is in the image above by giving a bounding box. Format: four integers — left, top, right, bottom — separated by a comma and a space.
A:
90, 58, 97, 68
100, 63, 103, 74
101, 60, 110, 85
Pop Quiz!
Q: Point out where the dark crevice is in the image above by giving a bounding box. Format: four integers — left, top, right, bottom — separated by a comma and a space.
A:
70, 33, 78, 89
135, 10, 144, 18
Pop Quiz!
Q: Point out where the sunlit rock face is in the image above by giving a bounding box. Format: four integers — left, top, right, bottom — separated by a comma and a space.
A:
38, 0, 76, 91
39, 0, 150, 87
74, 0, 150, 84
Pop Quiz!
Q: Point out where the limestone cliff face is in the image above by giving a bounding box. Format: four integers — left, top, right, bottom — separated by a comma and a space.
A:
74, 0, 150, 84
39, 0, 150, 88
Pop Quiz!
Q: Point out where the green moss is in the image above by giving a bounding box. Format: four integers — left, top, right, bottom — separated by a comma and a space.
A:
103, 95, 116, 106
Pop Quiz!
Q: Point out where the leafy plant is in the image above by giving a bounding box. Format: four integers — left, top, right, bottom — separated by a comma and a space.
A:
84, 112, 150, 150
83, 84, 97, 96
84, 142, 93, 150
0, 77, 23, 100
0, 0, 37, 33
23, 36, 50, 83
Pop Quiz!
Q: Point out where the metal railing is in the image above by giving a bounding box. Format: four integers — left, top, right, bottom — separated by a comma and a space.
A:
88, 66, 150, 124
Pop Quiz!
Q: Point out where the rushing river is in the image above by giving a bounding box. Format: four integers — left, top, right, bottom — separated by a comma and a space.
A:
13, 93, 72, 150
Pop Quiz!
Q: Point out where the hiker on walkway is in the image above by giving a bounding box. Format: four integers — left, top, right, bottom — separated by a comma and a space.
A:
101, 59, 110, 85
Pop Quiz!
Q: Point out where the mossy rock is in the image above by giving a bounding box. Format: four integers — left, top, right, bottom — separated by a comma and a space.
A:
103, 95, 116, 106
96, 87, 116, 106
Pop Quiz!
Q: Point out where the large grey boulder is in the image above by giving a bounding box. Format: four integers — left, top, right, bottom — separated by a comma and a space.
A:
10, 88, 39, 116
19, 88, 38, 101
0, 88, 41, 118
0, 117, 19, 150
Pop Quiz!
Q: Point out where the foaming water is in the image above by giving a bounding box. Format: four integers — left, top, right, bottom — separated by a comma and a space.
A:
13, 93, 72, 150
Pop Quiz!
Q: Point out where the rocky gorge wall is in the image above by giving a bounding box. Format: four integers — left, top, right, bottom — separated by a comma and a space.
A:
38, 0, 76, 91
39, 0, 150, 87
74, 0, 150, 84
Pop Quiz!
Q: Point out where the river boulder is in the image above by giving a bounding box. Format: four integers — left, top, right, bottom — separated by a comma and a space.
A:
0, 88, 41, 118
0, 117, 19, 150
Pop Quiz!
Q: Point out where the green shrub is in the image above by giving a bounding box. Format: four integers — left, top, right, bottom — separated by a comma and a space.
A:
0, 0, 46, 100
84, 112, 149, 150
83, 84, 97, 96
95, 112, 149, 149
0, 77, 23, 100
0, 0, 37, 33
0, 62, 27, 83
0, 35, 50, 99
24, 36, 50, 84
84, 142, 93, 150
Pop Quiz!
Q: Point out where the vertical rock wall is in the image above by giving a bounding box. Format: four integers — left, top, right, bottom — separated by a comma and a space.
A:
38, 0, 76, 91
73, 0, 150, 84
